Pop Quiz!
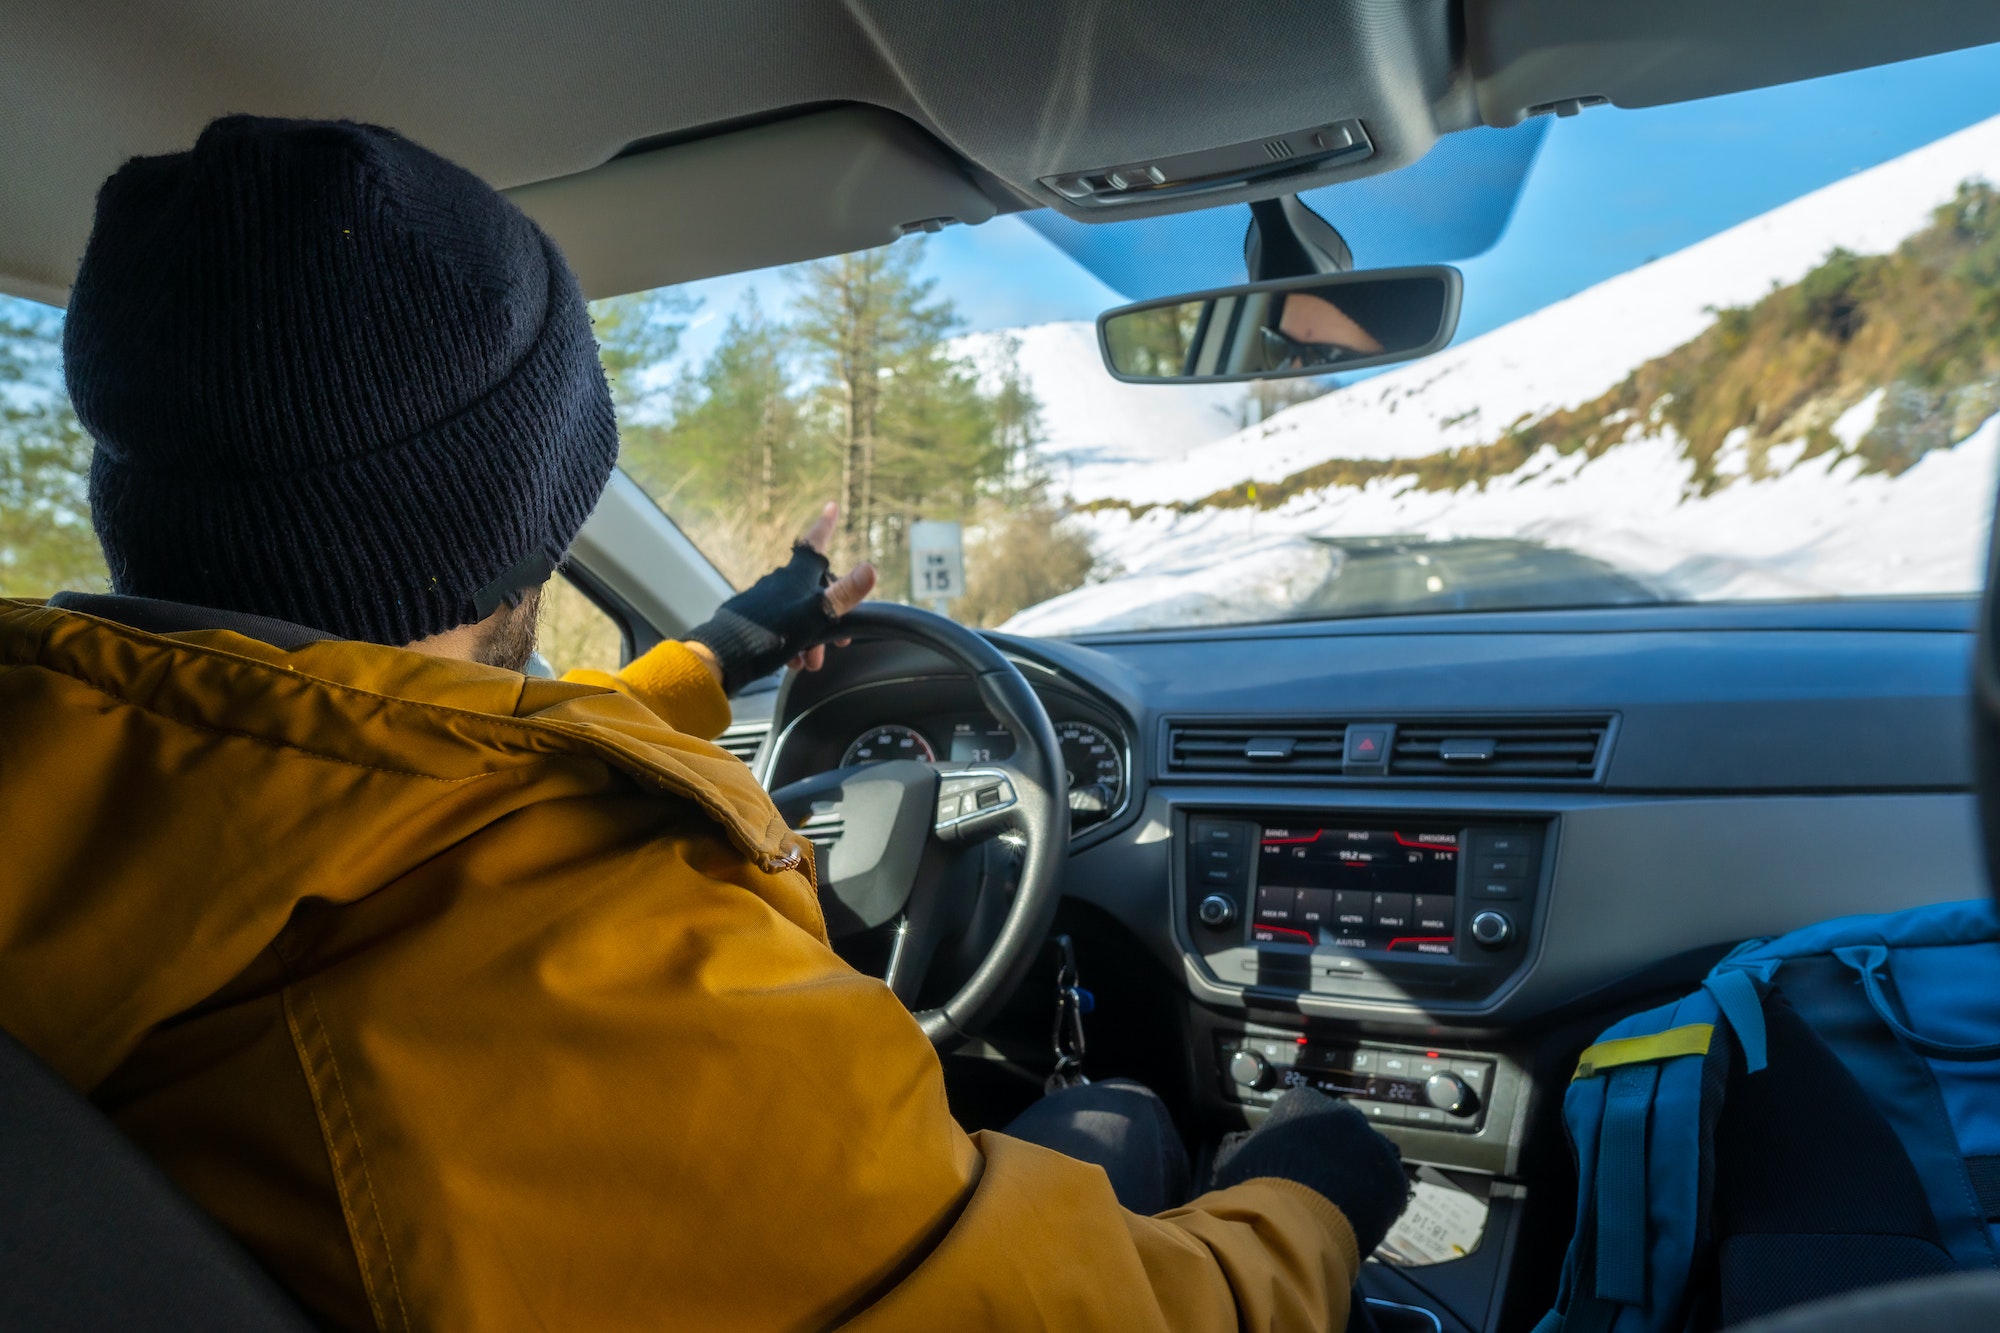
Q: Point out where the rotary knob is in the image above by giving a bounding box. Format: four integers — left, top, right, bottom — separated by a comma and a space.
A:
1228, 1050, 1272, 1090
1424, 1072, 1476, 1116
1197, 894, 1237, 928
1470, 910, 1514, 949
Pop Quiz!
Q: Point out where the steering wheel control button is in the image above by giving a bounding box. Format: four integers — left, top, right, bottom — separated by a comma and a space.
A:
1470, 910, 1515, 949
1341, 723, 1395, 774
1197, 894, 1237, 928
1228, 1050, 1272, 1089
932, 770, 1017, 837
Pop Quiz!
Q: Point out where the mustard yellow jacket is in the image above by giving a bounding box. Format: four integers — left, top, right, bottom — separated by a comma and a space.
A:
0, 597, 1360, 1331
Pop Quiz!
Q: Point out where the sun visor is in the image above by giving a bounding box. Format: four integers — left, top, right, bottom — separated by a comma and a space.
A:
1469, 0, 2000, 127
507, 107, 999, 301
1021, 121, 1547, 302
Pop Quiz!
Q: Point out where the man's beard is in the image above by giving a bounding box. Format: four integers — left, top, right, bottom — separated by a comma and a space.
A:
474, 584, 542, 671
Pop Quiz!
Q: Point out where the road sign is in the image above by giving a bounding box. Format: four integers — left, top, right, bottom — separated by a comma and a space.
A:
909, 520, 965, 606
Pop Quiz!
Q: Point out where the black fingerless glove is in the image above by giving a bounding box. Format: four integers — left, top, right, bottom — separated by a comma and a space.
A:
683, 543, 839, 695
1211, 1087, 1411, 1256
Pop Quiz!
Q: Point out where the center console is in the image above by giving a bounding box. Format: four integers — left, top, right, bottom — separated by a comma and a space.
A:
1171, 807, 1556, 1330
1182, 812, 1549, 1008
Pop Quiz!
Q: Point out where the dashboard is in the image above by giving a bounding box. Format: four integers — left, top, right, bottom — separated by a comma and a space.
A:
753, 595, 1985, 1206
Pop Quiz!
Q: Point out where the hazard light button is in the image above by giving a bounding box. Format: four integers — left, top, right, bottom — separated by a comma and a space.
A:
1343, 724, 1395, 774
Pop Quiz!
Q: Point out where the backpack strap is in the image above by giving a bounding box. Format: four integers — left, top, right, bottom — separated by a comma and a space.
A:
1538, 997, 1735, 1333
1703, 970, 1768, 1073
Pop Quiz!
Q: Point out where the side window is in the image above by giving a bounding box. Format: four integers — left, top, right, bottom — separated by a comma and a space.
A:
538, 574, 625, 676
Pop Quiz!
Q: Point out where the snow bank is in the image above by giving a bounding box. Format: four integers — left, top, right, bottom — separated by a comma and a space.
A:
1003, 415, 2000, 635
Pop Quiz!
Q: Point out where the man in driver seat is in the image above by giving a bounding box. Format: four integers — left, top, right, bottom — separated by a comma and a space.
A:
0, 117, 1408, 1331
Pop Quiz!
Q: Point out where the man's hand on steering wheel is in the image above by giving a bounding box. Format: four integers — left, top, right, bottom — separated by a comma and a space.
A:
682, 502, 877, 694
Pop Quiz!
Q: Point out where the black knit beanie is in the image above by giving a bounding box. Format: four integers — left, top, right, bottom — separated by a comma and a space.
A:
62, 115, 618, 645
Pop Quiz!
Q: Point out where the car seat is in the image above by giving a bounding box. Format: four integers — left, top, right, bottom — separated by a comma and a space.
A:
0, 1027, 313, 1330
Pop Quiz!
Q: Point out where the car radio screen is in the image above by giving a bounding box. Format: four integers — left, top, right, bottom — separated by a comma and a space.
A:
1254, 826, 1458, 954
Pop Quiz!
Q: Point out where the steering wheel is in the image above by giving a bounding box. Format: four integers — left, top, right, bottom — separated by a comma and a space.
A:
765, 603, 1069, 1051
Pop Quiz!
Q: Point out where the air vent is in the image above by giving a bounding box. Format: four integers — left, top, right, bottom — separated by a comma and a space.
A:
1167, 723, 1345, 774
715, 723, 768, 766
1389, 719, 1609, 779
1163, 715, 1614, 783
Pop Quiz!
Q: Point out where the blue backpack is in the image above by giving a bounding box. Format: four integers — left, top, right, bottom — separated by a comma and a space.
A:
1536, 899, 2000, 1332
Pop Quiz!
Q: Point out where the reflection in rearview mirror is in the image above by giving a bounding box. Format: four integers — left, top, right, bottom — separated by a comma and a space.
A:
1098, 266, 1461, 384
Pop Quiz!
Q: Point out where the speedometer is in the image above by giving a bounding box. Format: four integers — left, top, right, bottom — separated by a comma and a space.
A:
1057, 721, 1124, 828
841, 724, 936, 767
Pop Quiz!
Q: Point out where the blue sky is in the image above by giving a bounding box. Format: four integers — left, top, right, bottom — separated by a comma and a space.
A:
665, 40, 2000, 376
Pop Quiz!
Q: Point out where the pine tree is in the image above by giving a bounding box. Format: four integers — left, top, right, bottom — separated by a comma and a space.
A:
789, 241, 957, 565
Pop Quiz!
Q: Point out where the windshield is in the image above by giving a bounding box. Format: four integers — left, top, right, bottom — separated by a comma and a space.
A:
4, 45, 1999, 639
598, 43, 2000, 636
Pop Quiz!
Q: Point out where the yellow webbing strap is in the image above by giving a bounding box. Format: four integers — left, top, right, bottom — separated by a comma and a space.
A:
1572, 1023, 1715, 1081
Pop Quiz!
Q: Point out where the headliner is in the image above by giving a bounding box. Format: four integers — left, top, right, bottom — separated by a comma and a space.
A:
4, 0, 1997, 306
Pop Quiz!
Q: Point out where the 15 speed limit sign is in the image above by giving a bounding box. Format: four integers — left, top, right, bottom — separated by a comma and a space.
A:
908, 520, 964, 605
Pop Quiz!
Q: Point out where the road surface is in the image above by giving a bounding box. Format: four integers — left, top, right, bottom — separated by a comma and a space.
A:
1298, 536, 1662, 618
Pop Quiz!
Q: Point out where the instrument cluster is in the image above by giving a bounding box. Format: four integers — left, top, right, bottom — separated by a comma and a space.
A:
840, 716, 1128, 832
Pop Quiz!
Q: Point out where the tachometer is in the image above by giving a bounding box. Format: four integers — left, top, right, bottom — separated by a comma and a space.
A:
1058, 721, 1124, 827
841, 724, 937, 767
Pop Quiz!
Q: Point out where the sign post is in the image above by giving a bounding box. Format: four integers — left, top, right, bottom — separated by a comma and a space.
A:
908, 520, 965, 617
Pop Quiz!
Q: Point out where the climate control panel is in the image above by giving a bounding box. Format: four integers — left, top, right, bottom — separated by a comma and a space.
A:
1217, 1034, 1496, 1133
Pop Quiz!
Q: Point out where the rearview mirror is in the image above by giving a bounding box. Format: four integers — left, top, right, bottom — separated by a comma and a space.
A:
1097, 266, 1461, 384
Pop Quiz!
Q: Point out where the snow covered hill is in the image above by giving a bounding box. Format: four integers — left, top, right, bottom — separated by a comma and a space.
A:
992, 113, 2000, 636
1059, 111, 2000, 508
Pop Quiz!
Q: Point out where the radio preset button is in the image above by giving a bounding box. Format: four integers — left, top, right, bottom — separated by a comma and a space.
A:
1295, 888, 1333, 926
1255, 886, 1295, 923
1371, 892, 1413, 929
1332, 890, 1371, 926
1412, 895, 1454, 933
